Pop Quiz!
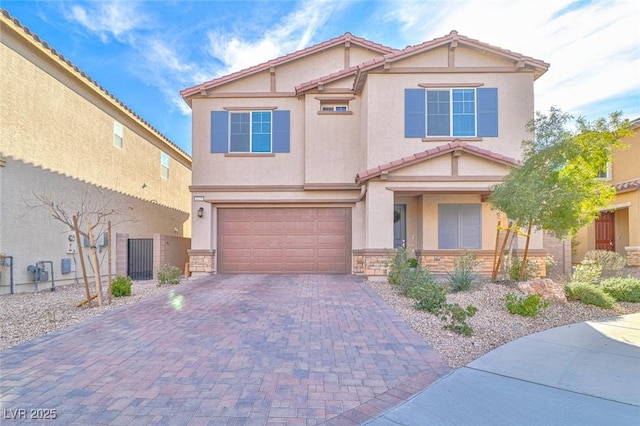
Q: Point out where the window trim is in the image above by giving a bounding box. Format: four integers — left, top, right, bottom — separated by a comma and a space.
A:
113, 121, 124, 148
228, 110, 273, 154
160, 152, 170, 179
426, 88, 477, 138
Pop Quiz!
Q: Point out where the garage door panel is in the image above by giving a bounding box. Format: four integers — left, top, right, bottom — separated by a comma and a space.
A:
218, 208, 351, 273
285, 235, 317, 245
318, 234, 347, 244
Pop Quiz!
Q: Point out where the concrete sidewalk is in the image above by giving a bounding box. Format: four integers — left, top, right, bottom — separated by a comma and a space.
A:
365, 313, 640, 426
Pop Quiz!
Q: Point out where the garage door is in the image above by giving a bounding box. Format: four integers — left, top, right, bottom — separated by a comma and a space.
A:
218, 208, 351, 273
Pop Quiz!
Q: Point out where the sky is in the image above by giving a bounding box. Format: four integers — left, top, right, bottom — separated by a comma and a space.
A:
3, 0, 639, 155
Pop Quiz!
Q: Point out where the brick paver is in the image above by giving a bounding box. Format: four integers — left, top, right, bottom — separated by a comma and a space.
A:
1, 275, 450, 424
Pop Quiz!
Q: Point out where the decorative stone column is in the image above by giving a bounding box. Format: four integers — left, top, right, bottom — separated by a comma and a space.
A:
188, 249, 216, 275
625, 247, 640, 267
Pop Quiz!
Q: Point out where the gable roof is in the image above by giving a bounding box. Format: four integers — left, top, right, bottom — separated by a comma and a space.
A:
354, 141, 518, 186
297, 30, 550, 95
180, 32, 397, 99
0, 9, 191, 164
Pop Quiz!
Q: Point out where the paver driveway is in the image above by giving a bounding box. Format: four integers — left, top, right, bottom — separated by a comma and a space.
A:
1, 275, 450, 425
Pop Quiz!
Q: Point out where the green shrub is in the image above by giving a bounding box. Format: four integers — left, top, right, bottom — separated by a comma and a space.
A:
583, 250, 627, 272
504, 293, 549, 317
157, 264, 182, 286
447, 251, 479, 292
571, 260, 602, 285
412, 279, 449, 314
406, 258, 419, 268
508, 256, 541, 281
387, 247, 409, 287
565, 282, 616, 309
439, 303, 478, 336
600, 277, 640, 303
111, 275, 132, 297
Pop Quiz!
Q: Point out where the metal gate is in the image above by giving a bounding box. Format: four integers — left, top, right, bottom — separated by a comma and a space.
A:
128, 238, 153, 280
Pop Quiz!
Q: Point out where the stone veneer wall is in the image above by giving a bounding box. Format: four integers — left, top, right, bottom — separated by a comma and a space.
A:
188, 249, 216, 275
352, 250, 391, 276
353, 249, 548, 278
626, 247, 640, 267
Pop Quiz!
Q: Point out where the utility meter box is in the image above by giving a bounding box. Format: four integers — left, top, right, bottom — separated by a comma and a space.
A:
27, 265, 49, 282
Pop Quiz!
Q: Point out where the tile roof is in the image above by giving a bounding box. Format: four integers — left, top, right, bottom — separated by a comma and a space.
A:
354, 141, 518, 185
296, 30, 550, 94
0, 9, 190, 162
614, 178, 640, 192
0, 9, 191, 162
180, 32, 398, 98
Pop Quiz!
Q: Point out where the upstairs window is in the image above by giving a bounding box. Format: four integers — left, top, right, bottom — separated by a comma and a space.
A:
230, 111, 272, 153
597, 163, 611, 180
210, 110, 290, 154
320, 104, 348, 112
113, 121, 124, 148
160, 152, 169, 179
405, 87, 498, 138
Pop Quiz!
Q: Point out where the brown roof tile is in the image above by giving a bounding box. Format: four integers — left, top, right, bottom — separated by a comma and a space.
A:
181, 32, 397, 98
1, 9, 189, 161
614, 178, 640, 192
296, 30, 550, 94
354, 141, 518, 185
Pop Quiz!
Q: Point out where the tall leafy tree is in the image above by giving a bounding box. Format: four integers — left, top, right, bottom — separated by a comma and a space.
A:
489, 108, 630, 279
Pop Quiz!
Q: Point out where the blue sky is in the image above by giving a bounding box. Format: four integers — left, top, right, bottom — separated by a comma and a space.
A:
3, 0, 639, 155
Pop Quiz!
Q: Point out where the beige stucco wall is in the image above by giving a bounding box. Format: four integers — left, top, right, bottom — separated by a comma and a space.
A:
0, 19, 191, 221
363, 70, 534, 168
304, 95, 363, 184
0, 158, 189, 294
190, 97, 306, 187
612, 125, 639, 183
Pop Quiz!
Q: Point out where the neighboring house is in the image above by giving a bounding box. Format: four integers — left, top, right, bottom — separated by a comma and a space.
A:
574, 118, 640, 266
181, 31, 552, 277
0, 10, 192, 294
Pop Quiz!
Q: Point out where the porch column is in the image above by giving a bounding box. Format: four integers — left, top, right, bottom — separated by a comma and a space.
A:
189, 202, 216, 275
365, 182, 394, 248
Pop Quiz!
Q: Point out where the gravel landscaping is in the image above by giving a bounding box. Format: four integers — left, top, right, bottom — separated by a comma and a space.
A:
1, 271, 639, 370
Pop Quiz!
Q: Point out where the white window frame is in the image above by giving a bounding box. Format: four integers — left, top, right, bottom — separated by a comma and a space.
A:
228, 111, 273, 153
113, 121, 124, 148
160, 152, 170, 179
597, 163, 612, 180
426, 88, 477, 137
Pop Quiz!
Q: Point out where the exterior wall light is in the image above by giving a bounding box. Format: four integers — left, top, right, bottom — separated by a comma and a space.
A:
197, 207, 204, 218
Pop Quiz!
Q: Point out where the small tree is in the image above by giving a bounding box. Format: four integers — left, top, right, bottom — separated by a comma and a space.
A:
25, 188, 135, 305
489, 108, 630, 279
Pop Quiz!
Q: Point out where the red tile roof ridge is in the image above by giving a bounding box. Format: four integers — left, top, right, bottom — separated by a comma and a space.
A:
614, 178, 640, 191
182, 32, 397, 98
355, 141, 517, 185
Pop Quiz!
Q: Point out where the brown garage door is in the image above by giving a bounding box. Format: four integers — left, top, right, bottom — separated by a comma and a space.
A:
218, 208, 351, 273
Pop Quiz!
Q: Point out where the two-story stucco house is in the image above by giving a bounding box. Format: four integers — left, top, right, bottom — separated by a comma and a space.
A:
182, 31, 551, 277
574, 118, 640, 266
0, 10, 192, 293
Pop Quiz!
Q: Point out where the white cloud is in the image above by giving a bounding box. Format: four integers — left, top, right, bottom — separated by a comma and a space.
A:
385, 0, 640, 119
205, 0, 346, 76
68, 1, 147, 43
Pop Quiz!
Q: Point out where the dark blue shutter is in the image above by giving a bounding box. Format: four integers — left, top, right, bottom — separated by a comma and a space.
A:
272, 110, 290, 153
405, 89, 425, 138
211, 111, 229, 153
477, 88, 498, 137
